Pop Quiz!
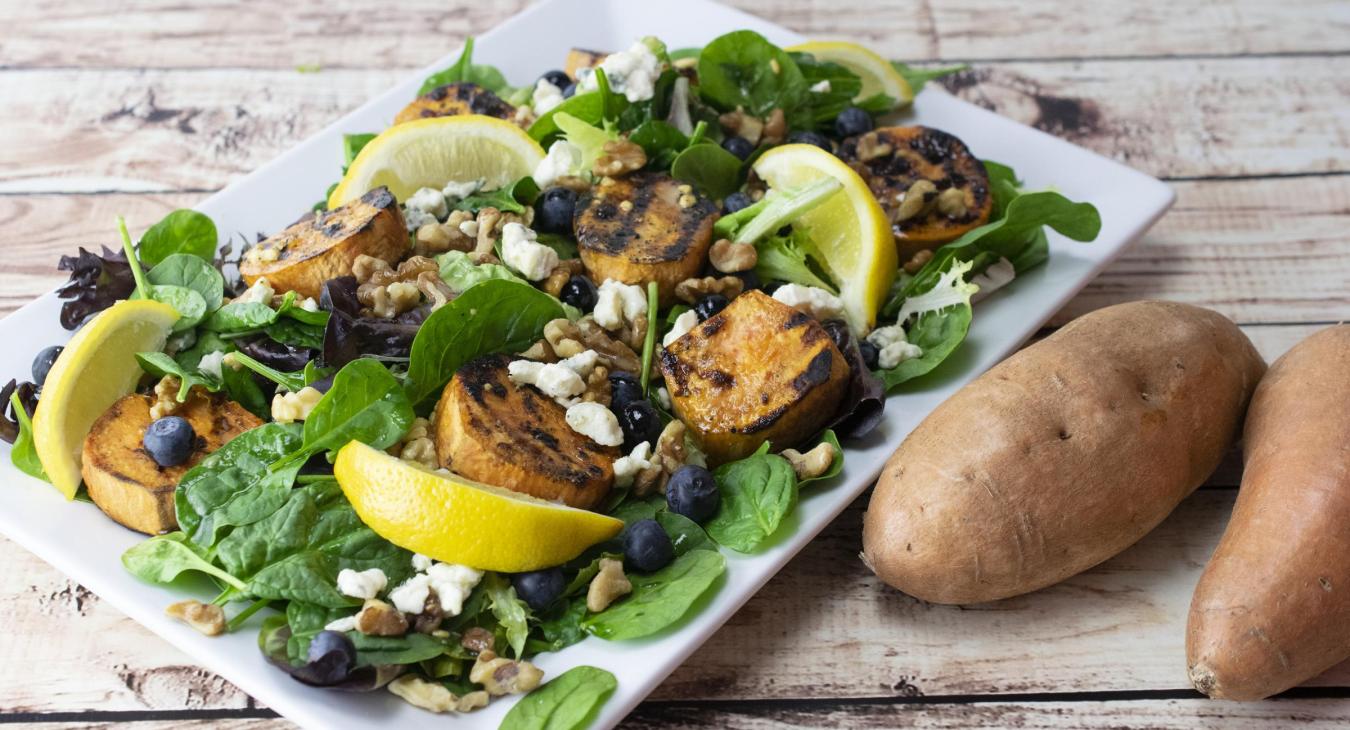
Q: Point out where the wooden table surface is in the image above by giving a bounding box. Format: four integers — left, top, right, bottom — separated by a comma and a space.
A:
2, 0, 1348, 727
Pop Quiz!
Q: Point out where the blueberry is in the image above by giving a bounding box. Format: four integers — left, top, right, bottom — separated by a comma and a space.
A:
693, 294, 729, 321
304, 630, 356, 685
665, 465, 720, 523
512, 568, 566, 611
858, 340, 881, 371
539, 70, 571, 90
562, 82, 578, 99
721, 135, 754, 161
142, 416, 196, 467
788, 130, 832, 151
31, 345, 63, 386
617, 399, 662, 451
776, 224, 792, 237
534, 187, 577, 235
834, 106, 874, 138
609, 372, 644, 412
559, 275, 598, 312
624, 519, 674, 572
761, 281, 783, 296
733, 268, 761, 292
722, 191, 753, 214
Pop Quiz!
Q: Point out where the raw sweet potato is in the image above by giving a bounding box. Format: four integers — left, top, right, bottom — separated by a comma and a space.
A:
1187, 324, 1350, 700
862, 301, 1266, 604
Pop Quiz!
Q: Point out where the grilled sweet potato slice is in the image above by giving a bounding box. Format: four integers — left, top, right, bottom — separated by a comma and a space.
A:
82, 392, 263, 535
394, 82, 516, 125
659, 290, 850, 464
434, 354, 617, 510
839, 125, 992, 260
564, 48, 608, 79
240, 186, 408, 299
574, 172, 718, 306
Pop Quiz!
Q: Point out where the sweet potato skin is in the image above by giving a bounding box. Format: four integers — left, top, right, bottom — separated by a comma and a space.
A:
1186, 325, 1350, 700
862, 301, 1266, 604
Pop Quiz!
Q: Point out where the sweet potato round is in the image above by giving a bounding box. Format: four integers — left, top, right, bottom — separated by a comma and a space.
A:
1187, 324, 1350, 700
862, 301, 1265, 604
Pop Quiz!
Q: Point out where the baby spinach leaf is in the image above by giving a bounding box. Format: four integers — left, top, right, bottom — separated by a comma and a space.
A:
248, 525, 411, 607
343, 133, 377, 166
529, 598, 589, 654
204, 301, 278, 332
529, 91, 625, 145
419, 37, 512, 96
175, 422, 304, 546
350, 633, 449, 667
500, 665, 618, 730
706, 446, 798, 552
670, 143, 743, 200
224, 351, 306, 392
7, 391, 46, 481
222, 365, 270, 420
697, 30, 806, 118
655, 510, 714, 556
148, 253, 225, 312
582, 549, 725, 640
138, 209, 218, 266
122, 532, 247, 590
212, 463, 305, 535
216, 485, 322, 578
436, 251, 527, 293
791, 53, 866, 123
454, 176, 540, 215
484, 573, 531, 659
890, 61, 968, 95
275, 291, 330, 328
266, 318, 326, 350
283, 600, 348, 663
136, 351, 222, 400
143, 284, 207, 333
628, 119, 689, 169
879, 304, 973, 389
287, 358, 413, 463
404, 279, 564, 405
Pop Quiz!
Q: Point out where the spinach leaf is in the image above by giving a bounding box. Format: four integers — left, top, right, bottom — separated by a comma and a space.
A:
222, 365, 270, 420
419, 37, 512, 96
275, 291, 330, 328
697, 30, 806, 119
175, 423, 304, 545
216, 485, 325, 578
656, 510, 714, 556
7, 391, 46, 481
436, 251, 527, 293
138, 209, 218, 266
529, 598, 589, 654
283, 600, 348, 663
879, 304, 973, 389
350, 633, 449, 667
144, 284, 207, 333
204, 301, 277, 332
211, 463, 305, 536
454, 177, 540, 215
529, 91, 626, 145
706, 445, 798, 552
136, 351, 222, 400
343, 133, 376, 166
799, 430, 843, 486
223, 351, 306, 392
582, 549, 725, 640
148, 254, 225, 312
282, 358, 414, 466
248, 525, 412, 608
628, 119, 689, 169
121, 532, 246, 590
404, 279, 564, 405
266, 318, 326, 350
500, 666, 618, 730
891, 61, 968, 95
484, 573, 531, 659
791, 53, 866, 123
670, 143, 744, 199
536, 233, 579, 260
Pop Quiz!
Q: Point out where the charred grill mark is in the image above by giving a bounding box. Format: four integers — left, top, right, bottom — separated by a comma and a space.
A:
700, 315, 727, 337
703, 369, 735, 389
429, 85, 450, 101
530, 428, 559, 449
792, 350, 834, 394
743, 405, 788, 434
784, 311, 811, 330
799, 323, 827, 345
362, 186, 395, 210
659, 349, 692, 394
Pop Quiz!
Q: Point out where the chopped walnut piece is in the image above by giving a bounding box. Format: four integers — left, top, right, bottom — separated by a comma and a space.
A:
388, 675, 490, 714
471, 208, 502, 263
412, 591, 444, 634
935, 186, 968, 218
781, 441, 838, 480
632, 419, 690, 496
357, 255, 439, 318
586, 558, 633, 612
902, 249, 934, 275
718, 108, 764, 145
165, 600, 225, 636
762, 108, 788, 145
581, 364, 612, 406
855, 131, 894, 162
460, 626, 496, 654
519, 338, 560, 363
150, 375, 185, 420
675, 276, 744, 305
416, 271, 455, 311
894, 179, 939, 223
709, 238, 758, 273
390, 417, 437, 470
469, 650, 545, 696
355, 598, 409, 637
593, 139, 647, 177
543, 318, 642, 374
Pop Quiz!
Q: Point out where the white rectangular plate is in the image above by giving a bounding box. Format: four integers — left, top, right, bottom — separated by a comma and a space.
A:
0, 0, 1174, 726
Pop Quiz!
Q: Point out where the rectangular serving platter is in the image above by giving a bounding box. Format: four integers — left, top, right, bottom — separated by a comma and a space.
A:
0, 0, 1175, 726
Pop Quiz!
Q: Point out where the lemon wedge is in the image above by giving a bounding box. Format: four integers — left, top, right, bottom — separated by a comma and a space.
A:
787, 41, 913, 106
328, 115, 546, 209
32, 299, 179, 499
752, 144, 897, 333
334, 441, 623, 572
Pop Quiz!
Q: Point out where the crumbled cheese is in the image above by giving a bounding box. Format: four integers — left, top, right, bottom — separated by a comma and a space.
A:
323, 615, 358, 633
866, 323, 925, 370
531, 77, 566, 116
458, 219, 480, 238
411, 553, 434, 572
197, 350, 226, 380
500, 223, 559, 281
971, 257, 1016, 304
507, 360, 586, 402
336, 568, 388, 600
565, 402, 625, 447
772, 283, 845, 321
656, 386, 672, 410
270, 386, 324, 423
234, 277, 275, 305
425, 563, 483, 616
578, 39, 662, 102
442, 179, 483, 201
533, 140, 584, 188
404, 206, 437, 232
613, 441, 656, 488
406, 186, 449, 220
559, 349, 601, 379
389, 573, 432, 614
662, 309, 699, 347
810, 79, 832, 93
594, 279, 648, 331
296, 295, 320, 312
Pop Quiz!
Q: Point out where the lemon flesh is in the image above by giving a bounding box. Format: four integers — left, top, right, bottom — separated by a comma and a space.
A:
753, 144, 897, 333
787, 41, 914, 105
328, 115, 546, 209
32, 299, 179, 499
334, 441, 623, 572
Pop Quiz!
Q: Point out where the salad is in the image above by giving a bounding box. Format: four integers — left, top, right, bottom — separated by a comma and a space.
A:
2, 30, 1100, 727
